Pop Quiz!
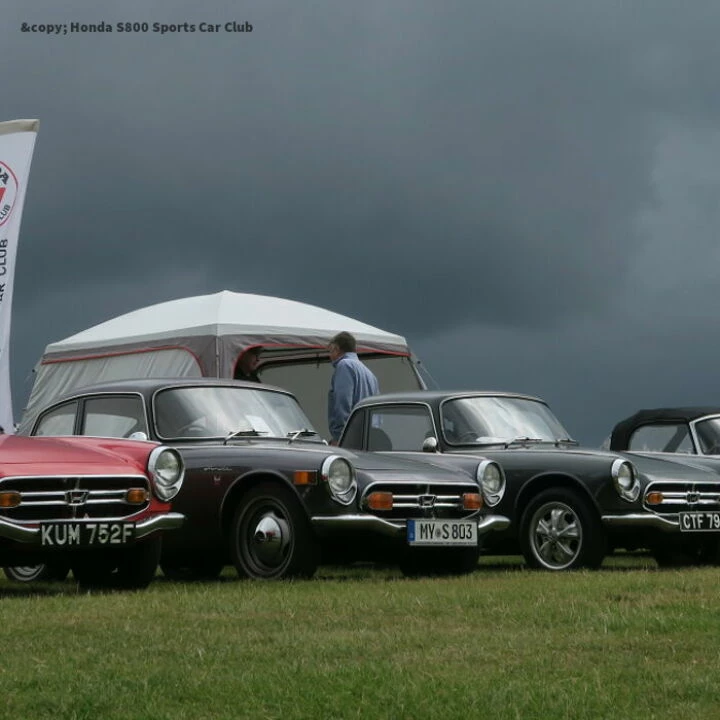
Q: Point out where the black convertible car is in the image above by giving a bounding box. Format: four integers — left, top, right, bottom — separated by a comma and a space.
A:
20, 379, 509, 580
338, 391, 720, 570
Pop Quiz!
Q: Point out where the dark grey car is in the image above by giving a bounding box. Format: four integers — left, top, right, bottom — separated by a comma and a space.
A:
339, 391, 720, 570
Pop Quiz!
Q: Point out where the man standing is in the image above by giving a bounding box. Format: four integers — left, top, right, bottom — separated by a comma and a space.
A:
327, 331, 379, 444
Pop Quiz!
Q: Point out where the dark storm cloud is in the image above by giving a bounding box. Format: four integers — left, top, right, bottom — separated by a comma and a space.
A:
4, 1, 720, 440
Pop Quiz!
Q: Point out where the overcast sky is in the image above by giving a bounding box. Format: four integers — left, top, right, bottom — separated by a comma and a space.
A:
4, 1, 720, 444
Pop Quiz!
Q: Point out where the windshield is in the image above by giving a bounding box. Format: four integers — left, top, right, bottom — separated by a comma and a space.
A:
440, 396, 572, 446
153, 386, 320, 441
694, 416, 720, 454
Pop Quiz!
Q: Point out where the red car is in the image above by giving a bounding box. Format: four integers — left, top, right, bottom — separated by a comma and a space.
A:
0, 433, 184, 589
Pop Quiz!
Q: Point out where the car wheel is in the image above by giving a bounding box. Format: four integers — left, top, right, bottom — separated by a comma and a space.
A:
3, 562, 70, 583
230, 483, 319, 580
520, 488, 605, 571
400, 546, 481, 577
161, 558, 225, 582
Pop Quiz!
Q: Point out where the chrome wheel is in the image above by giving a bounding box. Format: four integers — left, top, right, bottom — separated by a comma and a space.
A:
4, 563, 69, 583
528, 501, 581, 570
520, 488, 605, 571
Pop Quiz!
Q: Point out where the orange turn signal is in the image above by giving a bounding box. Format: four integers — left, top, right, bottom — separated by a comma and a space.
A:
126, 488, 150, 504
367, 491, 394, 511
0, 491, 21, 508
646, 492, 664, 505
293, 471, 317, 486
462, 493, 483, 510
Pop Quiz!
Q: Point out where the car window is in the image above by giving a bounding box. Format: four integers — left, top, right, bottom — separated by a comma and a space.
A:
628, 423, 694, 453
367, 406, 435, 451
81, 396, 148, 438
34, 401, 79, 436
342, 410, 365, 449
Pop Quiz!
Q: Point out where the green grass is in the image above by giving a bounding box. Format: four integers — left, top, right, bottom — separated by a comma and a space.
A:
2, 555, 720, 719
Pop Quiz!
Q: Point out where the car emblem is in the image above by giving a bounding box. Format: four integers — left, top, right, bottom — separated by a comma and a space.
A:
687, 491, 701, 504
66, 490, 89, 506
419, 495, 436, 509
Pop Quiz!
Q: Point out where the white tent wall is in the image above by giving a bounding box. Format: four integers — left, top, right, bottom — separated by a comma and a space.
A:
17, 291, 426, 438
18, 348, 202, 433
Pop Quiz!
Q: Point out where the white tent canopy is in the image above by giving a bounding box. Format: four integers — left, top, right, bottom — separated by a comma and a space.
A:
19, 291, 424, 437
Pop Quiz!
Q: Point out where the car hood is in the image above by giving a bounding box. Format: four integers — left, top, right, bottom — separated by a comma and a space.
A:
338, 448, 473, 480
622, 452, 720, 480
0, 434, 147, 475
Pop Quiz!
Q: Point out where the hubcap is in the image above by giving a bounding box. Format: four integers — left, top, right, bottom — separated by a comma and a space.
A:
249, 511, 291, 569
530, 501, 581, 570
5, 565, 46, 582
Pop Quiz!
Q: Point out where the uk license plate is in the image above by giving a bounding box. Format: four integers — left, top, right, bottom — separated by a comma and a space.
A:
40, 522, 136, 547
679, 512, 720, 532
407, 519, 478, 546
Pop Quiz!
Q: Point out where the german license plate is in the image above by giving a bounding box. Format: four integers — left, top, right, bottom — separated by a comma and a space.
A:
407, 519, 477, 546
679, 512, 720, 532
40, 522, 136, 547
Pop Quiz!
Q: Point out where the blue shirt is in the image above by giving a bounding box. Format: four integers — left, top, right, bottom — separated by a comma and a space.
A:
328, 352, 380, 441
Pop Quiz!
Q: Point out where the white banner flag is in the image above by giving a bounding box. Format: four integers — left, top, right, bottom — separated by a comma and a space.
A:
0, 119, 39, 434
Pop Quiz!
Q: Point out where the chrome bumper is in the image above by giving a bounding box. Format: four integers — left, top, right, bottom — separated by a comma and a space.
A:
602, 513, 680, 532
0, 512, 185, 544
311, 513, 511, 538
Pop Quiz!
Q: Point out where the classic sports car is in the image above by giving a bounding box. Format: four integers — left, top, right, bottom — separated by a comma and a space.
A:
608, 407, 720, 457
0, 433, 184, 588
338, 391, 720, 570
605, 407, 720, 563
23, 379, 510, 580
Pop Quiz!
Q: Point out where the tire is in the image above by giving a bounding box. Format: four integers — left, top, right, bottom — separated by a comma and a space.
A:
71, 539, 161, 590
3, 562, 70, 583
520, 488, 605, 571
229, 483, 319, 580
161, 558, 224, 582
400, 546, 481, 577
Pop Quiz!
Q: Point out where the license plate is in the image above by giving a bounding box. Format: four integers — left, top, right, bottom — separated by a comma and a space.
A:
407, 519, 478, 546
40, 522, 136, 547
679, 512, 720, 532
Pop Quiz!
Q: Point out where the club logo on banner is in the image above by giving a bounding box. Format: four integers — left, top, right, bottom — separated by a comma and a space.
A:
0, 161, 19, 227
0, 119, 39, 434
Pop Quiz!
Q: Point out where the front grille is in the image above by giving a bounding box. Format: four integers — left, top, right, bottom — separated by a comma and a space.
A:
361, 481, 479, 520
0, 475, 151, 522
643, 480, 720, 514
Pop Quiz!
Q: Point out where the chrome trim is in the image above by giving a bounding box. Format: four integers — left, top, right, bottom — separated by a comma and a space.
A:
476, 459, 506, 507
311, 513, 510, 537
0, 512, 185, 544
601, 513, 681, 531
611, 458, 640, 502
320, 455, 357, 506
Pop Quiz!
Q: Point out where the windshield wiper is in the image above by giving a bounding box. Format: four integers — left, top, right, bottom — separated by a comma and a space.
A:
504, 436, 544, 448
554, 437, 579, 446
286, 429, 319, 443
223, 429, 265, 445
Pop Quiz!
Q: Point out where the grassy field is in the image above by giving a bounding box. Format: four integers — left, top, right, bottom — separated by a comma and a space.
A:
2, 554, 719, 720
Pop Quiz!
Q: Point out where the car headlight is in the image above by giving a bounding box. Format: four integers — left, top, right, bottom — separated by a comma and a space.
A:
148, 446, 185, 501
611, 458, 640, 502
476, 460, 506, 507
320, 455, 357, 505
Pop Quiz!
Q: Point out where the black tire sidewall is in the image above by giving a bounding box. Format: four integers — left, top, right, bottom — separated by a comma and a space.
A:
520, 487, 605, 570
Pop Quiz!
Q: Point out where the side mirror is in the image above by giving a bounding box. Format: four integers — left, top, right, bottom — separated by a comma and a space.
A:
422, 436, 439, 453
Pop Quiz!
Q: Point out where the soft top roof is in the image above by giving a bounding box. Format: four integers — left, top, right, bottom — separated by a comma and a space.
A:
610, 407, 720, 450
